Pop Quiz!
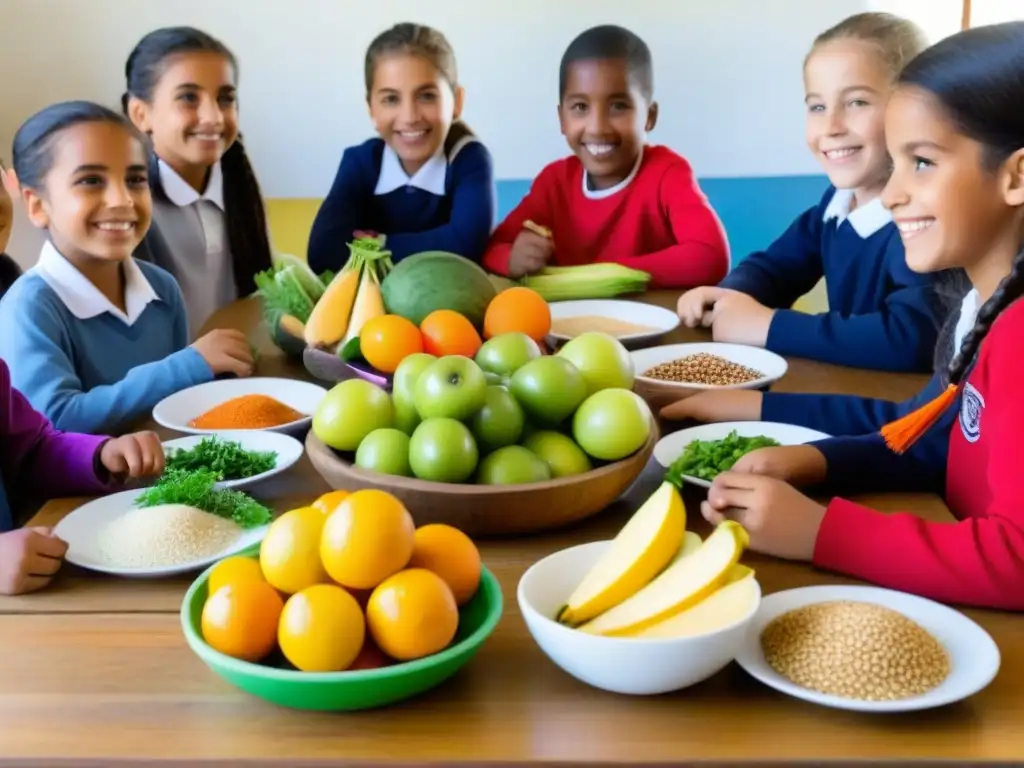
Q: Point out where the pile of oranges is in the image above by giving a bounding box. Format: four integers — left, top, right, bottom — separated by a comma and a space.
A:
199, 489, 483, 673
358, 286, 552, 374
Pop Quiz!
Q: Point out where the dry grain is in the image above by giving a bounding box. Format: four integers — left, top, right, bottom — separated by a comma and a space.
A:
95, 504, 243, 569
642, 353, 764, 386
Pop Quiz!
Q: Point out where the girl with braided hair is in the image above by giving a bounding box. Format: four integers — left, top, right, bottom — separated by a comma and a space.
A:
696, 21, 1024, 611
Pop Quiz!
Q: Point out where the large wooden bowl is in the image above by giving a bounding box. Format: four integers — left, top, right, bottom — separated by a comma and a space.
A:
304, 428, 658, 537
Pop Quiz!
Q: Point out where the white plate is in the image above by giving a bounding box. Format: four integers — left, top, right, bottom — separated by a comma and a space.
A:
735, 586, 1000, 713
631, 342, 788, 392
153, 377, 327, 436
654, 421, 830, 487
161, 430, 305, 490
547, 299, 680, 346
53, 489, 271, 578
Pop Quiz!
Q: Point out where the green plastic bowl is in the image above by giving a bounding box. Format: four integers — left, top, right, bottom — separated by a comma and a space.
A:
180, 553, 504, 711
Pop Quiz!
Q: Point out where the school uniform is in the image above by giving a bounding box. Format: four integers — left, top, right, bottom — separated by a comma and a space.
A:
718, 186, 943, 372
0, 242, 213, 435
482, 145, 730, 289
306, 136, 497, 272
806, 297, 1024, 611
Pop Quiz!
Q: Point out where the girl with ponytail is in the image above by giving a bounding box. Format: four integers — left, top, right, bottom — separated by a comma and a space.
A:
123, 26, 273, 338
696, 21, 1024, 611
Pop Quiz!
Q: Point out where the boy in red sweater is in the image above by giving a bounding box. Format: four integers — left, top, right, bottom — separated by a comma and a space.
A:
482, 25, 729, 289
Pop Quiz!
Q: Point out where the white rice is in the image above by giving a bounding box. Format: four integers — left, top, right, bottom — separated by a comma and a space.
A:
94, 504, 242, 568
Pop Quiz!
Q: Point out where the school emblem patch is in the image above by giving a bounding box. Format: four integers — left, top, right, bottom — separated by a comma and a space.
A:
959, 381, 985, 444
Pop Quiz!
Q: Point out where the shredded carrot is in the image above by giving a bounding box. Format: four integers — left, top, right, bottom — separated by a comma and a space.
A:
189, 394, 306, 430
880, 383, 959, 454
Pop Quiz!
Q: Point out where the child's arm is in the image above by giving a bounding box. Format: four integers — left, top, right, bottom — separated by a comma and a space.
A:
764, 235, 941, 372
381, 142, 496, 264
482, 166, 558, 276
307, 148, 371, 273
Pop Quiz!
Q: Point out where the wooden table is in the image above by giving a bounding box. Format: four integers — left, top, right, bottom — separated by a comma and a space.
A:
3, 292, 1020, 766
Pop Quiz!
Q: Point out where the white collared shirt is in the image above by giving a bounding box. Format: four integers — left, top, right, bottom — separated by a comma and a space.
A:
953, 288, 980, 356
33, 240, 158, 326
822, 188, 893, 238
374, 136, 476, 197
582, 145, 645, 200
158, 160, 227, 255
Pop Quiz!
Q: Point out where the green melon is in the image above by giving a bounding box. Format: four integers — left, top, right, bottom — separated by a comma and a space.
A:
380, 251, 497, 328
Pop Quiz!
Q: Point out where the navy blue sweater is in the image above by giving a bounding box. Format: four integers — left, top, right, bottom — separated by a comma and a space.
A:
307, 137, 496, 272
719, 186, 942, 372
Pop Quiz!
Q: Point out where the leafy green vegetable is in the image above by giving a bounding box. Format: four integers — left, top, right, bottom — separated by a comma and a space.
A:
254, 267, 315, 322
135, 469, 273, 529
665, 430, 781, 485
165, 436, 277, 480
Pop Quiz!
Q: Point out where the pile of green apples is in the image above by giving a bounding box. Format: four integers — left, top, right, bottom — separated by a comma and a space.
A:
311, 331, 654, 485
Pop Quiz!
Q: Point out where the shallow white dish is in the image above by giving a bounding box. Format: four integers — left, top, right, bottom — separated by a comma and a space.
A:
546, 299, 680, 347
162, 430, 305, 490
631, 342, 788, 393
518, 540, 761, 696
735, 585, 1000, 713
53, 489, 271, 578
153, 377, 327, 436
654, 421, 831, 487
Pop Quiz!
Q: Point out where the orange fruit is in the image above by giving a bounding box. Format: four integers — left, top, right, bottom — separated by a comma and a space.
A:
201, 581, 284, 662
311, 489, 350, 516
320, 489, 416, 590
259, 506, 330, 595
366, 568, 459, 661
349, 636, 394, 670
360, 314, 424, 374
277, 584, 365, 672
408, 524, 482, 606
419, 310, 482, 357
208, 555, 265, 595
483, 287, 551, 341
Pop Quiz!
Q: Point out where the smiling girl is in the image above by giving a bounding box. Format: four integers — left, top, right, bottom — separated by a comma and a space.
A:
701, 22, 1024, 611
306, 22, 496, 271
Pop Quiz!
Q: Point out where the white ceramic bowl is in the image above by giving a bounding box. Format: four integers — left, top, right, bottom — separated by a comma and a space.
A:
152, 377, 328, 436
546, 300, 680, 349
631, 343, 789, 393
518, 540, 761, 695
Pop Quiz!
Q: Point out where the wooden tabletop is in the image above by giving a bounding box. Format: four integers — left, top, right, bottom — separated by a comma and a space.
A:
4, 292, 1020, 766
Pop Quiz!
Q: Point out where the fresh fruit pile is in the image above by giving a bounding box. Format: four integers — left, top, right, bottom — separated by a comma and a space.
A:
311, 328, 654, 485
199, 489, 483, 672
556, 482, 757, 638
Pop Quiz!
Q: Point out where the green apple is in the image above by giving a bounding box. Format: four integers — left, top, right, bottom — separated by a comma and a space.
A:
522, 430, 593, 478
414, 355, 488, 422
509, 356, 587, 427
476, 445, 552, 485
355, 428, 412, 476
572, 388, 652, 461
556, 331, 635, 395
470, 385, 525, 452
409, 417, 479, 483
313, 378, 393, 452
475, 332, 542, 378
392, 352, 436, 434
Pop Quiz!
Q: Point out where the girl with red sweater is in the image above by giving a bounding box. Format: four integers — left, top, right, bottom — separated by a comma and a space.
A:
700, 21, 1024, 611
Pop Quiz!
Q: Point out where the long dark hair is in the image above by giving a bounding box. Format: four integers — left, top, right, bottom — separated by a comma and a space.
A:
123, 26, 272, 296
364, 23, 474, 157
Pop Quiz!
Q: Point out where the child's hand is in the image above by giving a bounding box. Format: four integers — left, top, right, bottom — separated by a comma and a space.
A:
709, 292, 775, 347
660, 390, 763, 423
730, 445, 828, 487
507, 230, 553, 278
677, 286, 730, 328
0, 527, 68, 595
702, 472, 826, 561
99, 431, 165, 481
191, 329, 255, 378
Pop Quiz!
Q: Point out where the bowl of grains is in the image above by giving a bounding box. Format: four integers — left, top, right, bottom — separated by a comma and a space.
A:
735, 585, 1001, 713
629, 343, 789, 410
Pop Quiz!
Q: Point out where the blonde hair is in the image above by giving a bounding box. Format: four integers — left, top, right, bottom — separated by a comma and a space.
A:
808, 12, 929, 81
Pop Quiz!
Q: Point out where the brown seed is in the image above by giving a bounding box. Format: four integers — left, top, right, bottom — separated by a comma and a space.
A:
642, 353, 764, 386
759, 600, 950, 702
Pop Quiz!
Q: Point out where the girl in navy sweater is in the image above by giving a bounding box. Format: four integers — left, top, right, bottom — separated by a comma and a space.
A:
700, 22, 1024, 610
676, 13, 944, 373
307, 23, 497, 272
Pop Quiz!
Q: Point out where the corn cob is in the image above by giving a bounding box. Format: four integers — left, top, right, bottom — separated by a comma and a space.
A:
519, 263, 652, 301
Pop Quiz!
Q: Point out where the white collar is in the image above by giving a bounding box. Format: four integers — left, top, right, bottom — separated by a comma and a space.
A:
159, 159, 225, 210
953, 288, 980, 356
822, 188, 892, 238
582, 146, 645, 200
33, 241, 159, 326
375, 144, 448, 196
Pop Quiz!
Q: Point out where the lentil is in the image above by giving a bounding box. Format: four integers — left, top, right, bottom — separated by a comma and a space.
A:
642, 353, 764, 386
189, 394, 306, 430
760, 600, 950, 701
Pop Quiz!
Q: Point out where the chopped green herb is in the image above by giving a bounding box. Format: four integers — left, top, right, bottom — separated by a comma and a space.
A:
165, 436, 277, 480
135, 469, 273, 529
665, 430, 780, 485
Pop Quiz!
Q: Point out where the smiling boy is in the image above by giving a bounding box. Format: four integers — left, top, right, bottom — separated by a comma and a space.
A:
482, 25, 729, 289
